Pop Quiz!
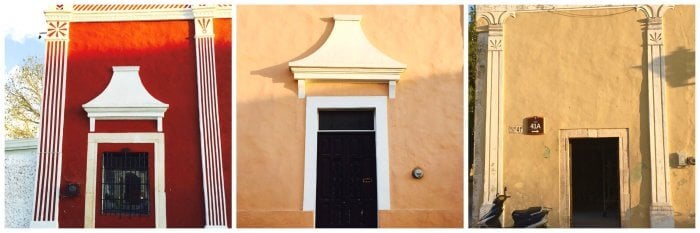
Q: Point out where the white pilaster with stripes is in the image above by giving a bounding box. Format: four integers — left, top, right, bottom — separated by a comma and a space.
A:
192, 5, 228, 228
637, 4, 675, 228
30, 5, 71, 228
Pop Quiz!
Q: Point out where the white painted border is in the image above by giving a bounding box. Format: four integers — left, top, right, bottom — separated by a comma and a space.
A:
303, 96, 390, 213
47, 6, 232, 23
559, 129, 630, 227
84, 133, 166, 228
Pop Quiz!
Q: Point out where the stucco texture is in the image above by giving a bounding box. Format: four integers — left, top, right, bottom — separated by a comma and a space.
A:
60, 19, 232, 227
474, 6, 694, 227
237, 5, 464, 228
4, 148, 37, 228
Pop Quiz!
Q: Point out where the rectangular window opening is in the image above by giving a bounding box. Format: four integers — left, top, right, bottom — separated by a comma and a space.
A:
101, 150, 150, 216
319, 109, 375, 131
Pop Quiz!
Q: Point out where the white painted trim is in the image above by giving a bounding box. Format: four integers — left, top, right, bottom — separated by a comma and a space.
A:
303, 96, 390, 214
29, 220, 58, 228
193, 20, 228, 227
84, 133, 166, 228
289, 15, 406, 99
4, 138, 39, 151
559, 129, 630, 227
49, 6, 232, 22
83, 66, 169, 132
297, 80, 305, 99
477, 5, 637, 13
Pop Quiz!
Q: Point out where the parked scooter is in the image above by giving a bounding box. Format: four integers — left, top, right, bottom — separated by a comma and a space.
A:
477, 187, 552, 228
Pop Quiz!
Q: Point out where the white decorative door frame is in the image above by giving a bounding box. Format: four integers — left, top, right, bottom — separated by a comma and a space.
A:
303, 96, 390, 218
559, 129, 631, 227
84, 133, 166, 228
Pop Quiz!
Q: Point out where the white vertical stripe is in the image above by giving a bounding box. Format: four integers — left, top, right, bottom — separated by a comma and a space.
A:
208, 37, 223, 225
53, 40, 68, 221
213, 37, 226, 226
195, 38, 211, 226
34, 41, 51, 221
204, 37, 216, 225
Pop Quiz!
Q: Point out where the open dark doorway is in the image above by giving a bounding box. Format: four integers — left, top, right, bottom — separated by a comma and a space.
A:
570, 138, 621, 228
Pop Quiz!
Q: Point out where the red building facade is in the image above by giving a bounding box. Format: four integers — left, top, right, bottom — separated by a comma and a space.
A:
31, 4, 231, 228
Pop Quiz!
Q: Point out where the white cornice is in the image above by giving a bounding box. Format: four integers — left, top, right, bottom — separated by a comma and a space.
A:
83, 66, 169, 132
477, 5, 637, 14
289, 14, 406, 99
45, 5, 231, 23
4, 139, 39, 151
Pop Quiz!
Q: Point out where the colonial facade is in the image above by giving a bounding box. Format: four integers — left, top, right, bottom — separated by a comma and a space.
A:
471, 5, 695, 227
29, 4, 231, 228
237, 5, 464, 228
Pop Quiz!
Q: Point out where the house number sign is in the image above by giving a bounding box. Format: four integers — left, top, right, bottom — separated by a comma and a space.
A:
525, 116, 544, 135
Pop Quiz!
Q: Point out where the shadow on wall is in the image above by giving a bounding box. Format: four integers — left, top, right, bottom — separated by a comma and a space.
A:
665, 47, 695, 87
249, 17, 335, 93
631, 46, 696, 88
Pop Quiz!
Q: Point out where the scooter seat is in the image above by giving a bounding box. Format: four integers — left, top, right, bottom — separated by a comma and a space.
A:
512, 207, 543, 217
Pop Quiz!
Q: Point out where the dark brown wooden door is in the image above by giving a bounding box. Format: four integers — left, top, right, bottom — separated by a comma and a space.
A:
316, 132, 377, 228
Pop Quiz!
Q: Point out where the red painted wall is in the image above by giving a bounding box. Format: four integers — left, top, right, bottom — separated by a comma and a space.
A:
59, 19, 231, 227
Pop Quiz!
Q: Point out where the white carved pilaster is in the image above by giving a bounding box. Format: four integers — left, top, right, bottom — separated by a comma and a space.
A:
474, 6, 514, 227
30, 4, 71, 228
637, 4, 675, 228
192, 4, 228, 228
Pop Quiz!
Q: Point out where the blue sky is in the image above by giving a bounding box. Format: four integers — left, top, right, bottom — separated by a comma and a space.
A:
4, 37, 44, 71
1, 1, 45, 74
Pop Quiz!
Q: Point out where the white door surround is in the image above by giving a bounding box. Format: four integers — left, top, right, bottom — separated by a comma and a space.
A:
303, 96, 390, 220
559, 129, 630, 227
84, 133, 166, 228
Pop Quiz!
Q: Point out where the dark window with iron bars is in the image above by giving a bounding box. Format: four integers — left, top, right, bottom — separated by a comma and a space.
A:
101, 148, 150, 216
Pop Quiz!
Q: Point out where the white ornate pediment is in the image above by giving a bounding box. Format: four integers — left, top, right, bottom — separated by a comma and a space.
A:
82, 66, 169, 132
289, 15, 406, 99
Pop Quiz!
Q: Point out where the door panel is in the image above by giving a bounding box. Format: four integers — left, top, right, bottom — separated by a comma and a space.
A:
316, 132, 377, 228
95, 143, 155, 228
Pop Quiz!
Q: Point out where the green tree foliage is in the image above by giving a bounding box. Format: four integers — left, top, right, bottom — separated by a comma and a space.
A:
5, 56, 43, 139
468, 6, 476, 169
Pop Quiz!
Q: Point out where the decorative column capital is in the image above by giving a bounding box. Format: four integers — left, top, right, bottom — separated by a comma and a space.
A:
636, 5, 674, 19
44, 4, 72, 41
193, 5, 216, 37
476, 5, 516, 26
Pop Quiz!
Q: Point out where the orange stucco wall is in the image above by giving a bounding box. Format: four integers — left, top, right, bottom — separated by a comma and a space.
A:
237, 5, 464, 228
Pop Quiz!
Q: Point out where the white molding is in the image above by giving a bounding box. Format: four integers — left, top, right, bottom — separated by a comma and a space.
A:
476, 9, 510, 222
637, 5, 675, 228
29, 220, 58, 228
303, 96, 390, 215
83, 66, 169, 132
193, 15, 228, 226
31, 34, 70, 227
48, 6, 232, 22
4, 139, 39, 151
84, 133, 166, 228
559, 129, 631, 227
289, 15, 406, 99
477, 5, 637, 14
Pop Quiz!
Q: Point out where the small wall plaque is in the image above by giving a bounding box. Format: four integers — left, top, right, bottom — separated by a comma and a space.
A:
525, 116, 544, 135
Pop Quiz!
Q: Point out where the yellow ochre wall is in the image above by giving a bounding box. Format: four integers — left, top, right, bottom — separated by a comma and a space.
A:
237, 5, 464, 227
485, 6, 694, 227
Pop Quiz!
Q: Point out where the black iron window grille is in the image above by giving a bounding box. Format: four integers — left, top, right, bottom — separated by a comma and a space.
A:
101, 149, 149, 216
